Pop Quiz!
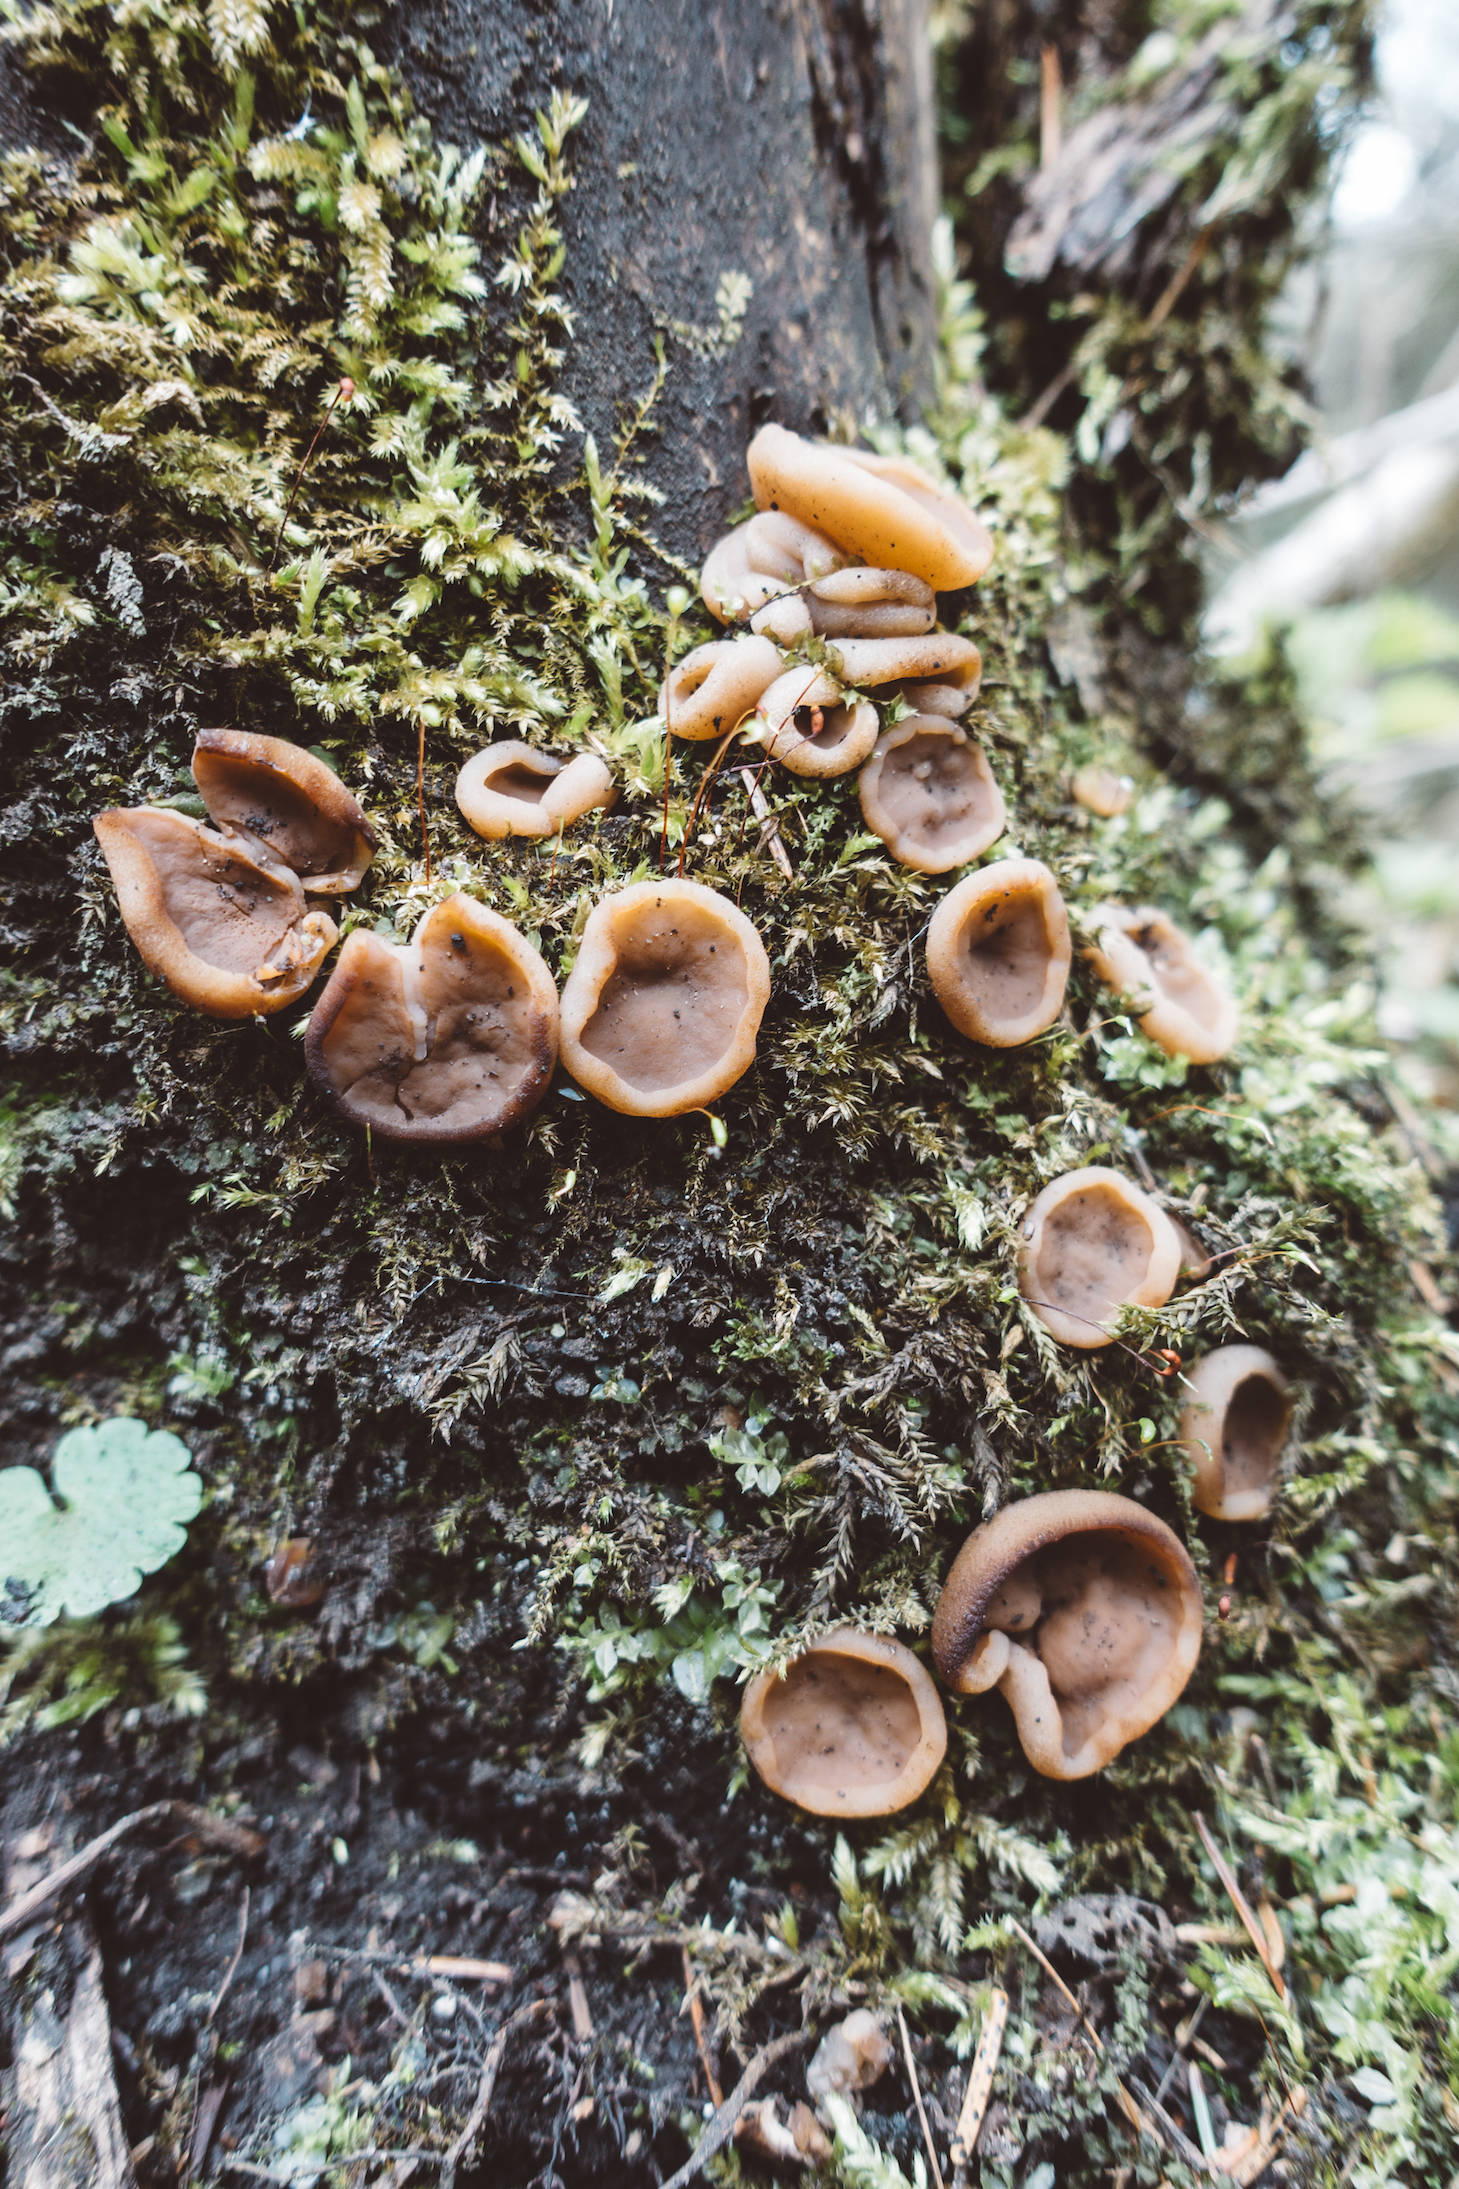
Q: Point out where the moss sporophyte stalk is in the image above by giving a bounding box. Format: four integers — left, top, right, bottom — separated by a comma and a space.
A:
4, 0, 1459, 2181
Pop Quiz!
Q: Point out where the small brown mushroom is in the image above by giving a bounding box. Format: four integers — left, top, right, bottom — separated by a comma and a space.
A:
264, 1537, 327, 1609
752, 668, 880, 778
747, 424, 995, 590
831, 632, 983, 699
858, 717, 1006, 873
930, 1490, 1203, 1779
1017, 1166, 1182, 1348
1088, 905, 1239, 1065
660, 634, 784, 741
701, 510, 844, 630
191, 728, 375, 892
305, 892, 558, 1143
1071, 763, 1134, 819
94, 807, 338, 1018
558, 878, 771, 1116
455, 742, 615, 841
894, 678, 972, 719
1177, 1346, 1292, 1521
925, 858, 1071, 1045
740, 1629, 947, 1817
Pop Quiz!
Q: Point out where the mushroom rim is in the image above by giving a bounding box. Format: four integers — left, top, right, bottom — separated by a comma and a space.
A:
193, 727, 378, 851
1016, 1164, 1182, 1347
930, 1490, 1203, 1697
739, 1627, 948, 1819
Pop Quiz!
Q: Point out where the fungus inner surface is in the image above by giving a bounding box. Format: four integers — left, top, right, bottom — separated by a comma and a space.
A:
1223, 1374, 1290, 1493
1032, 1184, 1158, 1326
875, 729, 999, 854
986, 1536, 1185, 1761
579, 906, 750, 1094
960, 894, 1053, 1018
760, 1652, 925, 1796
122, 810, 309, 975
480, 758, 554, 805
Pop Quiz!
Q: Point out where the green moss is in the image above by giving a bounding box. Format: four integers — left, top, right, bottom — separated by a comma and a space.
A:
2, 0, 1457, 2182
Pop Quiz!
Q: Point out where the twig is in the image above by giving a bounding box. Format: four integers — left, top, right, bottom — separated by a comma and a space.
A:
295, 1939, 512, 1986
268, 376, 353, 571
1193, 1813, 1286, 2002
1007, 1922, 1152, 2145
736, 766, 794, 879
683, 1944, 724, 2106
206, 1885, 251, 2028
440, 2000, 550, 2189
896, 2005, 946, 2189
949, 1984, 1008, 2171
0, 1802, 263, 1943
1125, 2074, 1218, 2179
425, 1954, 514, 1983
1039, 43, 1063, 170
658, 2027, 811, 2189
416, 716, 432, 881
1144, 227, 1213, 335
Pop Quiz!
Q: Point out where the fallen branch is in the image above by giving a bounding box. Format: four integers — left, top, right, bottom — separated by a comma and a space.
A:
0, 1802, 264, 1945
658, 2027, 811, 2189
440, 1999, 550, 2189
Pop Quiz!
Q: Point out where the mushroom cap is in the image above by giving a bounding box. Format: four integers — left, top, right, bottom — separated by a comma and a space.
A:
1088, 905, 1239, 1065
700, 511, 844, 626
1017, 1166, 1182, 1348
740, 1628, 947, 1817
895, 678, 972, 719
925, 857, 1071, 1045
660, 634, 784, 742
859, 718, 1006, 873
94, 807, 337, 1019
831, 632, 983, 697
931, 1491, 1203, 1779
804, 565, 936, 640
305, 892, 558, 1143
747, 424, 995, 589
191, 729, 375, 893
559, 878, 771, 1117
1177, 1345, 1292, 1521
753, 669, 880, 778
455, 743, 615, 842
1071, 764, 1134, 818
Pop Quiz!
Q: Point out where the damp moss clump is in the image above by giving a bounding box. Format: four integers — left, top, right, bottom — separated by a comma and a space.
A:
3, 1, 1459, 2184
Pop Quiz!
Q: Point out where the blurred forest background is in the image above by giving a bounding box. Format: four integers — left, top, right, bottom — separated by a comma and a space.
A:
1207, 0, 1459, 1103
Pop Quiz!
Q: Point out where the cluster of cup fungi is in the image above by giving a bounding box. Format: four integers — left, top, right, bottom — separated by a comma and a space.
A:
93, 426, 1296, 1809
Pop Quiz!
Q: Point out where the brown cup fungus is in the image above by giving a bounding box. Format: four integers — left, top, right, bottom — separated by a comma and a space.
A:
1017, 1167, 1181, 1348
895, 678, 972, 719
747, 424, 995, 590
803, 566, 935, 639
455, 743, 614, 842
661, 634, 784, 741
93, 807, 338, 1019
831, 631, 982, 699
740, 1629, 947, 1817
559, 878, 771, 1117
859, 718, 1006, 873
931, 1491, 1203, 1779
1177, 1346, 1292, 1521
1071, 764, 1134, 819
305, 893, 558, 1143
190, 728, 376, 892
701, 511, 844, 630
1088, 905, 1239, 1065
925, 858, 1071, 1046
753, 668, 880, 778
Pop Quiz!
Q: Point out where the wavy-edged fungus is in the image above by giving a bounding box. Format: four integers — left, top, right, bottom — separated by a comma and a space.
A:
1071, 764, 1134, 819
895, 678, 971, 719
559, 878, 770, 1117
94, 807, 337, 1018
748, 424, 995, 590
925, 858, 1070, 1045
931, 1491, 1202, 1779
753, 668, 879, 778
1017, 1166, 1181, 1348
660, 634, 783, 742
859, 717, 1006, 873
305, 893, 557, 1143
740, 1629, 947, 1817
832, 631, 982, 698
805, 566, 935, 639
1178, 1346, 1292, 1521
192, 728, 375, 892
1088, 905, 1238, 1065
455, 742, 614, 842
701, 511, 844, 630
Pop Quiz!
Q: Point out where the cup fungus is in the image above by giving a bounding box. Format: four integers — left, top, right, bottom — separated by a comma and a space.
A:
831, 631, 983, 699
1088, 905, 1239, 1065
1177, 1346, 1292, 1521
93, 807, 338, 1019
803, 566, 935, 639
747, 424, 995, 590
1071, 764, 1134, 819
740, 1629, 947, 1817
660, 634, 785, 741
191, 728, 376, 892
455, 742, 615, 841
895, 678, 971, 719
1017, 1166, 1182, 1348
558, 878, 771, 1117
701, 511, 844, 629
752, 668, 880, 778
858, 717, 1006, 872
305, 892, 558, 1143
930, 1491, 1203, 1779
925, 858, 1071, 1045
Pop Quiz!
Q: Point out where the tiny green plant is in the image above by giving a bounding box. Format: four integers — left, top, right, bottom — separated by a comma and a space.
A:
0, 1418, 202, 1626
